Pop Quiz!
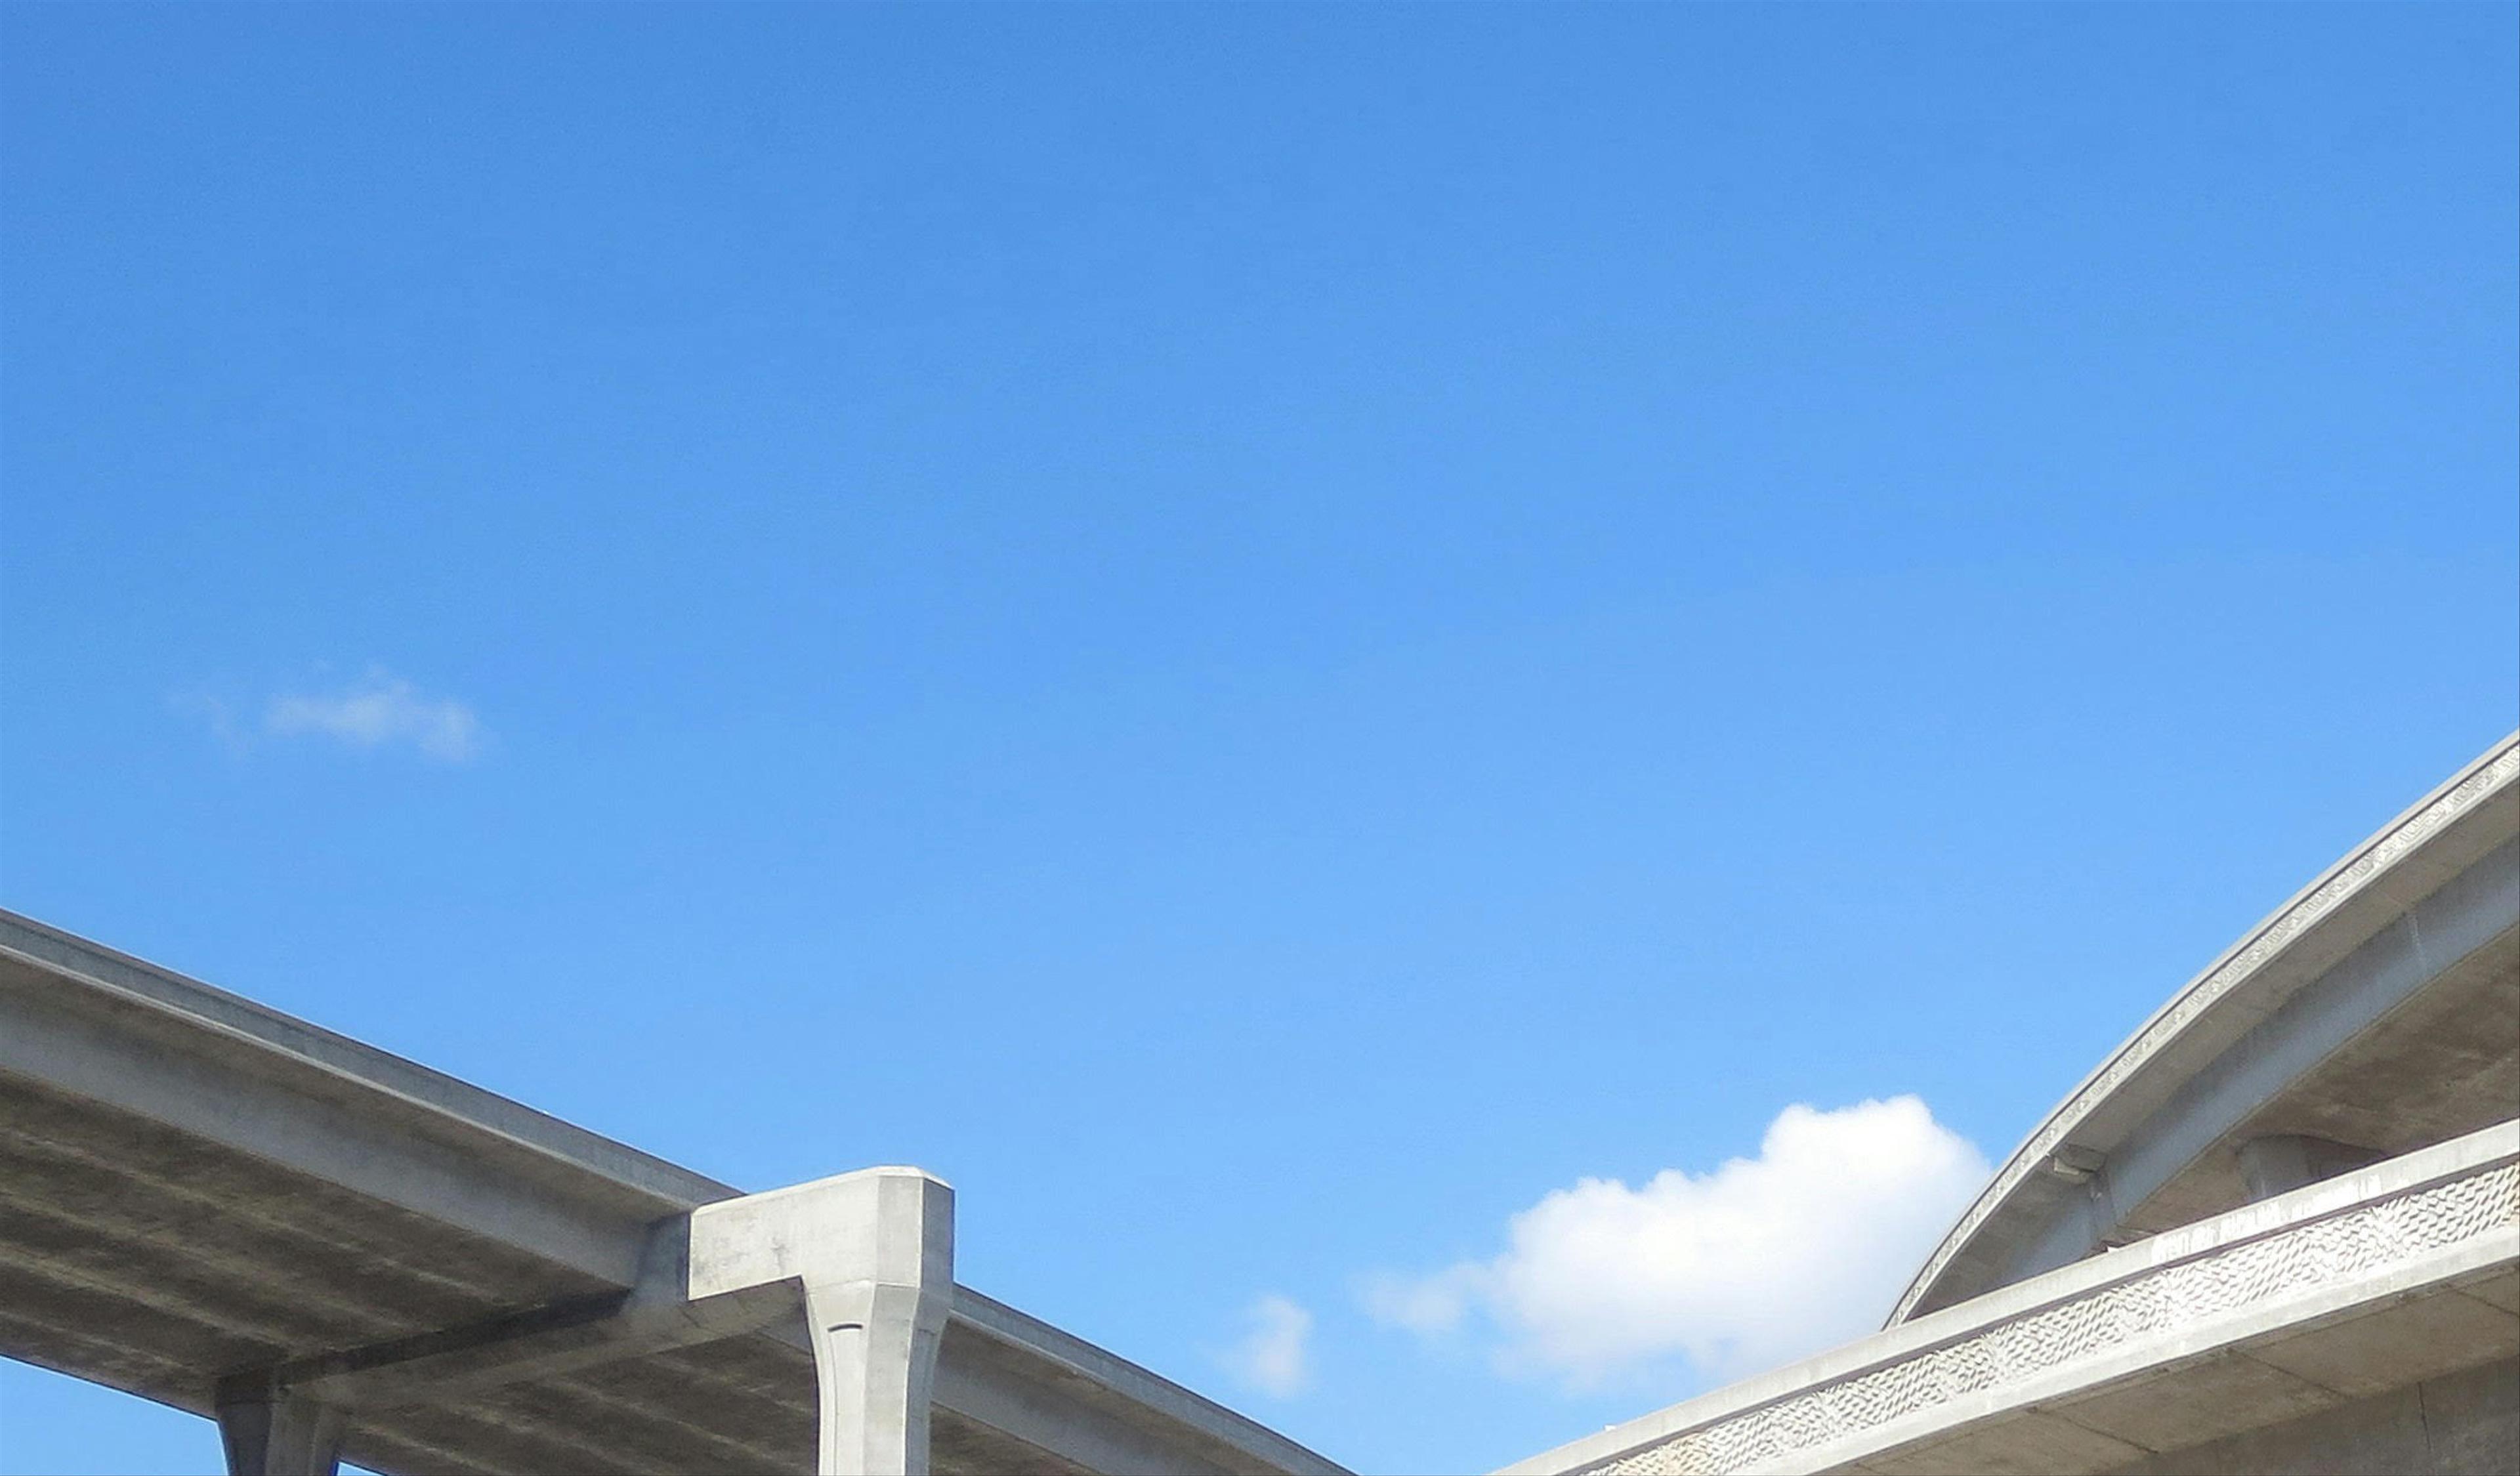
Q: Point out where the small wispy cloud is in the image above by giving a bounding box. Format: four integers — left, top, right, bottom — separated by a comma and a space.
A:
182, 670, 487, 763
172, 690, 253, 757
1221, 1294, 1314, 1399
264, 671, 484, 761
1358, 1265, 1477, 1339
1361, 1096, 1988, 1391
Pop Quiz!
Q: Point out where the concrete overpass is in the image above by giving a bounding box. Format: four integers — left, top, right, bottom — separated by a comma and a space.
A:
1503, 733, 2520, 1475
11, 736, 2513, 1475
0, 909, 1348, 1476
1895, 734, 2520, 1326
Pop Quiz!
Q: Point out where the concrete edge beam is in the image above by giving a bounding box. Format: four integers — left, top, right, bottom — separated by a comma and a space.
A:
1998, 839, 2518, 1286
1895, 735, 2520, 1323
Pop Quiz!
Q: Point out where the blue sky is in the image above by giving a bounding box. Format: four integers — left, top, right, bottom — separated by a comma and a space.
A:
1, 5, 2513, 1473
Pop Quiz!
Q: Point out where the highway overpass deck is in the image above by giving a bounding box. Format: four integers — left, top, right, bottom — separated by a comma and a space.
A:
0, 908, 1345, 1476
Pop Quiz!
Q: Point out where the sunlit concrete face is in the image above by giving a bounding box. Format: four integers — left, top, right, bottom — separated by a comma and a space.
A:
1503, 733, 2520, 1476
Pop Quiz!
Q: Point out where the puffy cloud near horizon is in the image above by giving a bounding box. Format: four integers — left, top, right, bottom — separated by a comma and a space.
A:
260, 671, 485, 762
1221, 1294, 1315, 1399
1362, 1097, 1987, 1390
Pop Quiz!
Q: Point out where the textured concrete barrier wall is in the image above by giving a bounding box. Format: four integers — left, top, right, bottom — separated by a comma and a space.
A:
1503, 1125, 2519, 1476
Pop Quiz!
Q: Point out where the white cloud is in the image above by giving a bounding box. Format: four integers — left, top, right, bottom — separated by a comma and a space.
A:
1358, 1265, 1477, 1338
1362, 1097, 1988, 1389
262, 671, 485, 762
1221, 1294, 1314, 1399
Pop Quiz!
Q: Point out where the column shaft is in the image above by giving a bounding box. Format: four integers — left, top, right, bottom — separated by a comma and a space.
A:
216, 1388, 345, 1476
804, 1277, 950, 1475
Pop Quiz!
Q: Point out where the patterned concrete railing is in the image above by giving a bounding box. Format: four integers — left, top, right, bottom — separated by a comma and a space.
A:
1893, 735, 2519, 1324
1505, 1121, 2519, 1476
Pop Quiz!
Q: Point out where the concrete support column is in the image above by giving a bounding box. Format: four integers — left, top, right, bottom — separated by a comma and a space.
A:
215, 1383, 345, 1476
686, 1166, 955, 1476
804, 1272, 951, 1475
2237, 1133, 2382, 1202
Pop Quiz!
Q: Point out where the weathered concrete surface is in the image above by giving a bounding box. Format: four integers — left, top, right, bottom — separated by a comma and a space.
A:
1500, 1124, 2520, 1476
1899, 736, 2520, 1322
215, 1383, 347, 1476
0, 908, 1347, 1476
2235, 1134, 2384, 1203
2103, 1357, 2519, 1476
688, 1169, 956, 1476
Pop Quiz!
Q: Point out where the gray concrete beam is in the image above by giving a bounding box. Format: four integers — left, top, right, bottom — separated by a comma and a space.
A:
0, 912, 732, 1210
935, 1328, 1246, 1476
938, 1292, 1351, 1476
0, 963, 657, 1289
213, 1170, 952, 1475
215, 1382, 346, 1476
251, 1283, 799, 1412
2006, 837, 2515, 1284
2236, 1134, 2382, 1202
